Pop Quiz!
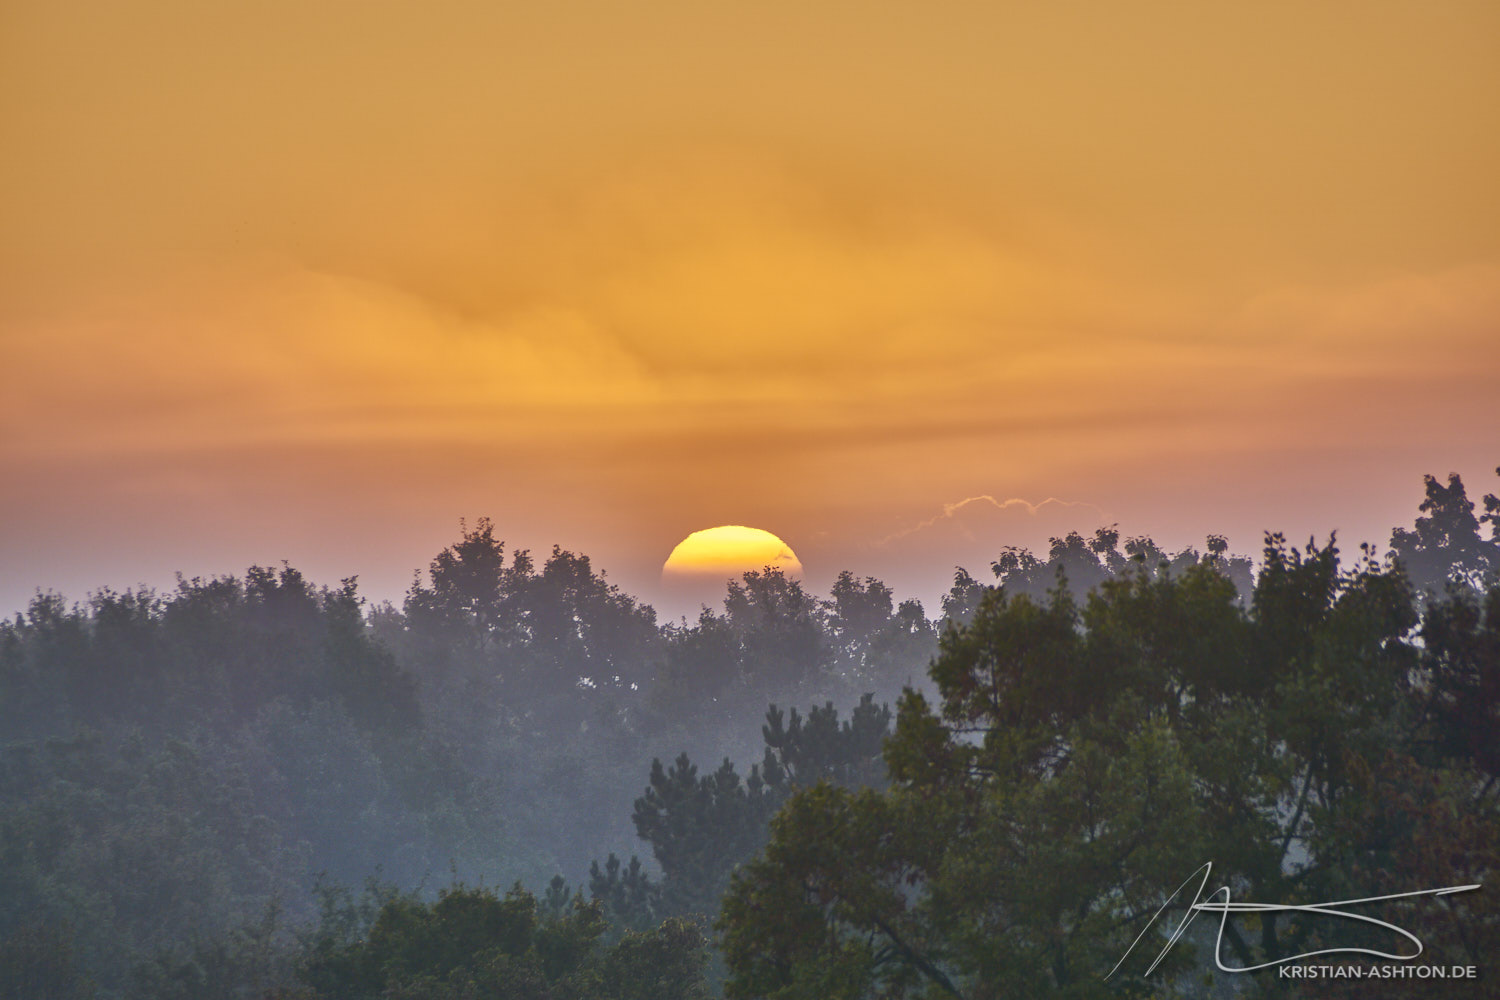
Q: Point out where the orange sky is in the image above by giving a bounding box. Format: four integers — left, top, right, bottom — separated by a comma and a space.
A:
2, 1, 1498, 617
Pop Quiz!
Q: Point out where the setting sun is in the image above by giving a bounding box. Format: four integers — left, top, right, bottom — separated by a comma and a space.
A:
661, 525, 803, 584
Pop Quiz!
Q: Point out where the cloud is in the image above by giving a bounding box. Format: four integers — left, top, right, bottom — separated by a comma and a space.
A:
869, 495, 1111, 589
0, 149, 1181, 474
879, 496, 1108, 548
0, 263, 661, 460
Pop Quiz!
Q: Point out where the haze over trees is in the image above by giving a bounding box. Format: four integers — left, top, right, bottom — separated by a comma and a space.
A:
1, 469, 1496, 998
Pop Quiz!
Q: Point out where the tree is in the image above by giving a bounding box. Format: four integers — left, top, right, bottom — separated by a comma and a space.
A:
632, 753, 783, 919
722, 569, 827, 697
0, 922, 90, 1000
404, 523, 663, 710
404, 517, 527, 641
589, 854, 664, 936
987, 529, 1254, 608
519, 546, 662, 698
1389, 470, 1500, 592
654, 608, 743, 716
1411, 584, 1500, 783
719, 536, 1493, 998
760, 694, 893, 792
824, 573, 939, 695
295, 882, 709, 1000
609, 697, 896, 927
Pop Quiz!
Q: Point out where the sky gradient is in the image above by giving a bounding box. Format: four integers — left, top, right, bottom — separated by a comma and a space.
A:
3, 1, 1498, 617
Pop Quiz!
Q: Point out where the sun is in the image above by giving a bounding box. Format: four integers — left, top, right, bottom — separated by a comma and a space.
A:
661, 525, 804, 584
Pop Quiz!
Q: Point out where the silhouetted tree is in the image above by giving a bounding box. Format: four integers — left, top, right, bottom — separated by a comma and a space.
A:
1390, 470, 1500, 592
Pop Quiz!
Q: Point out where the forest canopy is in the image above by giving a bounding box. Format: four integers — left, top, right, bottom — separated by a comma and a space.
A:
0, 468, 1496, 999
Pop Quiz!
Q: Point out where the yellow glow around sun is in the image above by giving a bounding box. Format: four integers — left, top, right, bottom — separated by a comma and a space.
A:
661, 525, 803, 582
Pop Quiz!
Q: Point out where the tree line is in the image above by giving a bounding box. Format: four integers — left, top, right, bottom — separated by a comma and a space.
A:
1, 469, 1496, 998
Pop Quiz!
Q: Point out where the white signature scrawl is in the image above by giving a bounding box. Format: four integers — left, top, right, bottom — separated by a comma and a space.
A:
1105, 862, 1482, 978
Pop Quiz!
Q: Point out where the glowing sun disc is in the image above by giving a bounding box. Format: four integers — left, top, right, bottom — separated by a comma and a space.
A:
661, 525, 803, 582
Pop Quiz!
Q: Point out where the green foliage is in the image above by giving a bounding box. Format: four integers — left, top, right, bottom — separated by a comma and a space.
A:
624, 696, 895, 925
1415, 584, 1500, 779
988, 527, 1255, 609
0, 567, 419, 738
2, 470, 1493, 998
760, 694, 893, 791
721, 571, 826, 694
632, 753, 783, 919
128, 900, 294, 1000
401, 520, 662, 704
0, 921, 90, 1000
0, 730, 306, 991
296, 882, 709, 1000
720, 530, 1497, 999
599, 917, 714, 1000
652, 570, 938, 741
589, 854, 663, 936
825, 573, 939, 692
